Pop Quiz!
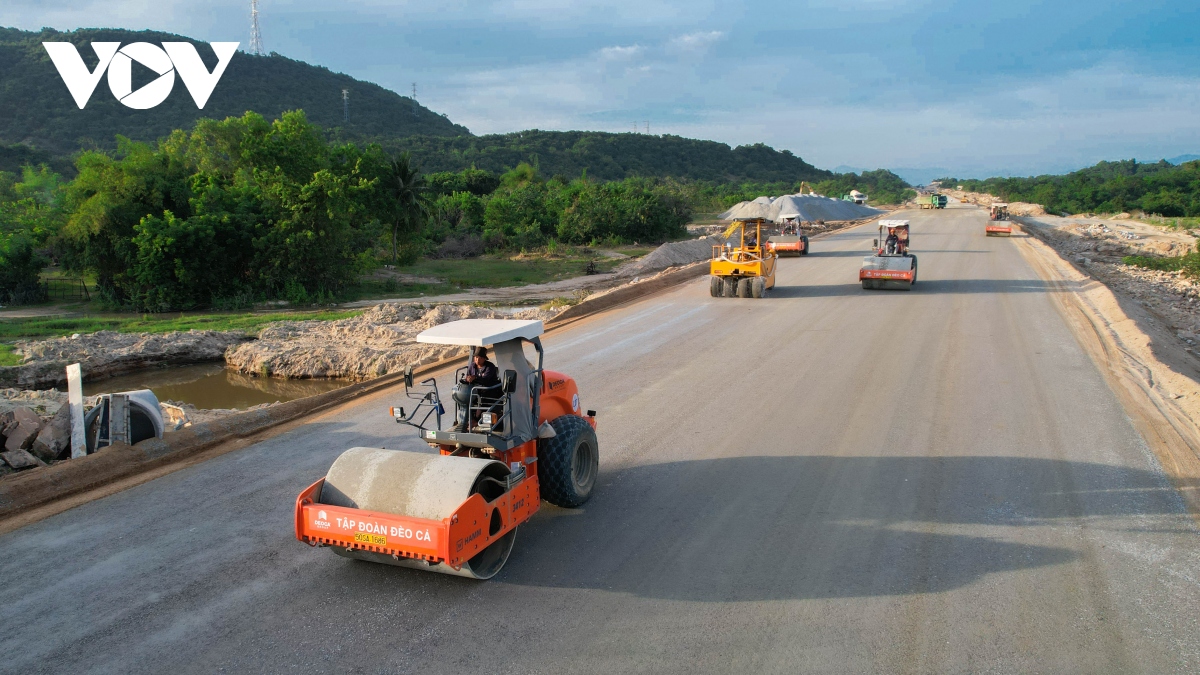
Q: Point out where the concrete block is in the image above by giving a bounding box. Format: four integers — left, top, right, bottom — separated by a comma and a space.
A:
4, 420, 41, 453
11, 407, 41, 428
31, 405, 72, 463
1, 448, 47, 470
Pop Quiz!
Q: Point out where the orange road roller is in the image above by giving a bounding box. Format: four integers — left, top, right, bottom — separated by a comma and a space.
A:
860, 219, 918, 290
294, 319, 599, 579
986, 204, 1013, 236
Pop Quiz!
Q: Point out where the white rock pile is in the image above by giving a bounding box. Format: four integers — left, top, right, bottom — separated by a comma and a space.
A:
5, 330, 249, 390
224, 303, 563, 380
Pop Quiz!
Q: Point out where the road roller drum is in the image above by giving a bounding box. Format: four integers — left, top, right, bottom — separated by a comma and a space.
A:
320, 448, 517, 579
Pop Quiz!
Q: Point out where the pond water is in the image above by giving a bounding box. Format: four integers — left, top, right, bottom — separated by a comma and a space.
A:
78, 363, 353, 409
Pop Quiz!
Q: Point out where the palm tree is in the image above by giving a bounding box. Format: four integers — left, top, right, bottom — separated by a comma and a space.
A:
384, 152, 430, 265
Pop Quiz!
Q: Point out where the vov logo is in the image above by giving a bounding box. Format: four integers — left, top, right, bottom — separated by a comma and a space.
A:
43, 41, 239, 110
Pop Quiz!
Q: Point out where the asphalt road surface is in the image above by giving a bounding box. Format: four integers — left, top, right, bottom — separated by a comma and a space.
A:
4, 207, 1200, 674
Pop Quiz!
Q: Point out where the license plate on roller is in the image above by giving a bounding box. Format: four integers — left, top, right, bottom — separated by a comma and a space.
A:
354, 532, 387, 546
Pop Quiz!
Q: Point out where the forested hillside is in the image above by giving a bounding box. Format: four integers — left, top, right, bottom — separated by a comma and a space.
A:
0, 26, 467, 160
939, 159, 1200, 216
376, 131, 834, 183
1, 26, 833, 185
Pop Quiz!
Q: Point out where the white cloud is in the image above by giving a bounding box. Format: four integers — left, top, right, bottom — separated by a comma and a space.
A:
667, 30, 724, 52
599, 44, 643, 60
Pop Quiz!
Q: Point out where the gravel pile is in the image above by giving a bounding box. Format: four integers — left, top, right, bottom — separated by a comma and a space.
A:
618, 236, 726, 277
719, 194, 882, 222
766, 195, 882, 221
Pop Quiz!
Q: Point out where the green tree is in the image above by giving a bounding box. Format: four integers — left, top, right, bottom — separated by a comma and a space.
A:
383, 153, 431, 265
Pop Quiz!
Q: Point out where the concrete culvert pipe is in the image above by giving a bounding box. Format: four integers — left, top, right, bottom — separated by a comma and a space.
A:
319, 448, 516, 579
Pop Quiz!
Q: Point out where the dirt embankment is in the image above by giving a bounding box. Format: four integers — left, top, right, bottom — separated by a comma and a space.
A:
224, 303, 562, 380
1, 330, 249, 390
4, 237, 730, 391
1018, 214, 1200, 354
943, 189, 1047, 216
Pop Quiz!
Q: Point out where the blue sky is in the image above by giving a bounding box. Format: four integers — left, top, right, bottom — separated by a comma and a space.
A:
4, 0, 1198, 179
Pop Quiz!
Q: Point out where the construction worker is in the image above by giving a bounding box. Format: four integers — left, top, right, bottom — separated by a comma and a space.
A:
885, 230, 899, 255
465, 347, 499, 388
452, 347, 500, 431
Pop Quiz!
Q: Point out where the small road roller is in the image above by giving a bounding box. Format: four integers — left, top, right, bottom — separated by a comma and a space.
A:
710, 218, 777, 298
986, 203, 1012, 236
766, 221, 809, 257
294, 319, 599, 579
860, 219, 918, 290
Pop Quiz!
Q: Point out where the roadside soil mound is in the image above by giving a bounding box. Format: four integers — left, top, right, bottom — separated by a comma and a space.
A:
943, 189, 1046, 216
224, 303, 561, 380
1019, 215, 1200, 352
2, 330, 249, 390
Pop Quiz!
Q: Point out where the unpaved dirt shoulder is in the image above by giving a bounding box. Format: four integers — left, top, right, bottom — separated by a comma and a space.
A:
1013, 223, 1200, 515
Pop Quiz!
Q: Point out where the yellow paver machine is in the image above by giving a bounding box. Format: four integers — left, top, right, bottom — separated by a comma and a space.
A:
710, 218, 777, 298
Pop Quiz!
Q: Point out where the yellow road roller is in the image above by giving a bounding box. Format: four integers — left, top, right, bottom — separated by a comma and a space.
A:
710, 218, 777, 298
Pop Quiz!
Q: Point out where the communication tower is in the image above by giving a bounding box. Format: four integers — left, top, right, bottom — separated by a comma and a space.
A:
342, 89, 349, 124
250, 0, 264, 56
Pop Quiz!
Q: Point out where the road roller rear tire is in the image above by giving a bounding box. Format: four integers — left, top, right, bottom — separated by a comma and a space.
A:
751, 276, 765, 298
723, 277, 738, 297
710, 275, 722, 297
738, 278, 752, 298
801, 236, 809, 255
539, 415, 599, 508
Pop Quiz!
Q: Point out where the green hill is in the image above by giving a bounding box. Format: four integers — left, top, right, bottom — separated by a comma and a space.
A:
0, 26, 468, 161
373, 131, 833, 183
0, 26, 831, 185
943, 159, 1200, 216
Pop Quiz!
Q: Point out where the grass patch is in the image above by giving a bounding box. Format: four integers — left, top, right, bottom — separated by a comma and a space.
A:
395, 254, 620, 289
1122, 254, 1183, 272
1135, 215, 1200, 231
0, 309, 363, 341
0, 343, 21, 366
1122, 253, 1200, 277
539, 297, 578, 310
337, 279, 455, 303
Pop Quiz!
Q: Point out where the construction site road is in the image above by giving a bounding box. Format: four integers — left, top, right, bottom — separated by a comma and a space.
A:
4, 207, 1200, 674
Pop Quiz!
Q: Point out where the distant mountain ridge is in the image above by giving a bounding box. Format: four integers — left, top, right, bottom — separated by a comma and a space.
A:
0, 26, 833, 185
0, 26, 467, 157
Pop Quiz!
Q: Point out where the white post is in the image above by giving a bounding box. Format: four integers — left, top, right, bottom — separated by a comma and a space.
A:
66, 363, 86, 459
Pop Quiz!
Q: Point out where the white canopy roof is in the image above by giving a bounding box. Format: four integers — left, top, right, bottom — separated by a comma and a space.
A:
879, 219, 910, 228
416, 319, 544, 346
